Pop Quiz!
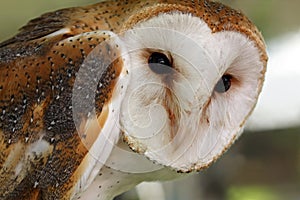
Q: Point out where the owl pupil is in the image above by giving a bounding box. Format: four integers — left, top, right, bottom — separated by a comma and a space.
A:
148, 52, 172, 74
214, 75, 232, 93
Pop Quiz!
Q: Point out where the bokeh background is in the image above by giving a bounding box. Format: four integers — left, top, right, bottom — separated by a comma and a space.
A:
0, 1, 299, 200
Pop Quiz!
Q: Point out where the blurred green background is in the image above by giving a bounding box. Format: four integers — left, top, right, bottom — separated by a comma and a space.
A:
0, 1, 299, 200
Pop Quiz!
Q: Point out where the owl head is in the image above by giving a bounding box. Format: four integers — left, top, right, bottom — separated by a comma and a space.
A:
71, 0, 268, 191
81, 1, 268, 173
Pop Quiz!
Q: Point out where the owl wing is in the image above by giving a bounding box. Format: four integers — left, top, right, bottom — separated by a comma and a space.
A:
0, 5, 129, 199
0, 0, 138, 49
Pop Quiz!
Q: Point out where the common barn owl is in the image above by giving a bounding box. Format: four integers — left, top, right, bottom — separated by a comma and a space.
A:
0, 0, 267, 200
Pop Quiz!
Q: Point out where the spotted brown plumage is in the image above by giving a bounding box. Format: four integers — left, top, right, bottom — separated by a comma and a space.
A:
0, 0, 267, 199
0, 19, 125, 199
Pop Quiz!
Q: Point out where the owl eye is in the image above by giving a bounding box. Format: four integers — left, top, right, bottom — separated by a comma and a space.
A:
148, 52, 172, 74
214, 74, 232, 93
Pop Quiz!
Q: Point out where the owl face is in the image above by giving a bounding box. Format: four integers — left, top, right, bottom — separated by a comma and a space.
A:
118, 12, 266, 172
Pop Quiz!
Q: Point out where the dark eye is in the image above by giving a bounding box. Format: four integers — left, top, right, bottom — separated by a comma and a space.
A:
214, 75, 232, 93
148, 52, 172, 74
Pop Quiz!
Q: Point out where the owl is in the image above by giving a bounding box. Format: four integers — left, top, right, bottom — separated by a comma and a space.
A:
0, 0, 267, 200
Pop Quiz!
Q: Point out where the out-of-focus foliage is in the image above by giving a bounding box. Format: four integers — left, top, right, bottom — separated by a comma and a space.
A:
227, 186, 280, 200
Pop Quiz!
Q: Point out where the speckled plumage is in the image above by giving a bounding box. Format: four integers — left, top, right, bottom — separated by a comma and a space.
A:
0, 0, 267, 199
0, 30, 124, 199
